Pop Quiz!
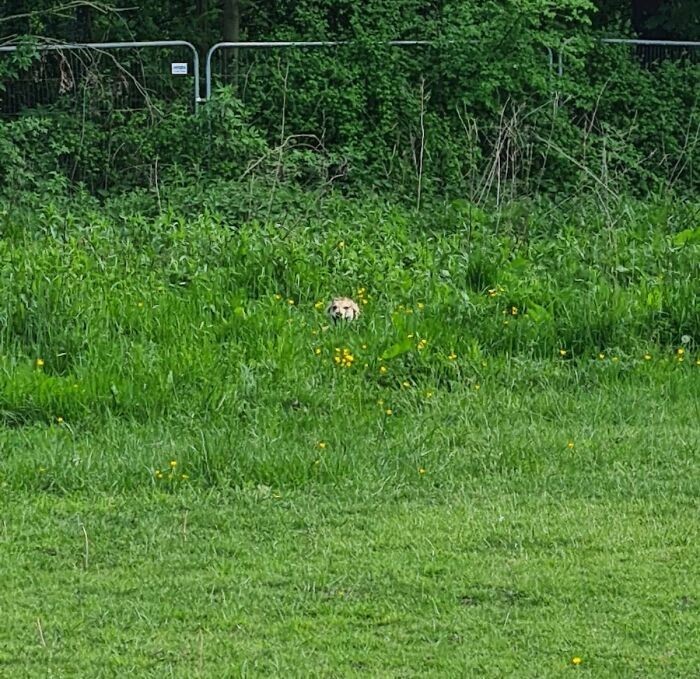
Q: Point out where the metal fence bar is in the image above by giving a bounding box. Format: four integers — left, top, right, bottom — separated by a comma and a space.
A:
600, 38, 700, 47
0, 40, 201, 110
205, 40, 432, 100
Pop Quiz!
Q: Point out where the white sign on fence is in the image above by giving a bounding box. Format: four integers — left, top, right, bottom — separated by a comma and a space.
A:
171, 62, 188, 75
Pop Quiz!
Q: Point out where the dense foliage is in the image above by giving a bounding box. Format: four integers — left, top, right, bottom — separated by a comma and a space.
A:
1, 1, 699, 198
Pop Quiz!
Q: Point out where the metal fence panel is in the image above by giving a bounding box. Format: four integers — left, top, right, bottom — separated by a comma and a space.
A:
0, 41, 200, 117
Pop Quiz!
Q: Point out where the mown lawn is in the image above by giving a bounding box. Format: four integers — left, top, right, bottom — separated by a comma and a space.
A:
2, 369, 698, 678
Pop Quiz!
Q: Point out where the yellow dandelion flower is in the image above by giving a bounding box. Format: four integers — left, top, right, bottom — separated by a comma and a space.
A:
337, 241, 345, 249
314, 347, 321, 355
643, 353, 652, 361
56, 417, 64, 425
385, 408, 393, 416
448, 352, 457, 361
317, 441, 327, 449
567, 441, 575, 449
35, 358, 45, 368
274, 294, 282, 300
425, 390, 434, 399
510, 306, 518, 316
417, 339, 428, 350
598, 353, 605, 360
287, 299, 295, 305
314, 301, 324, 310
170, 460, 177, 468
559, 349, 567, 357
571, 657, 582, 666
361, 344, 368, 350
677, 347, 685, 356
417, 302, 425, 310
402, 380, 411, 388
418, 467, 426, 475
379, 365, 388, 375
473, 383, 480, 391
181, 474, 189, 480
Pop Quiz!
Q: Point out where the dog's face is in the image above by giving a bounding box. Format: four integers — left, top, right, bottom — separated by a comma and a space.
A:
326, 297, 360, 322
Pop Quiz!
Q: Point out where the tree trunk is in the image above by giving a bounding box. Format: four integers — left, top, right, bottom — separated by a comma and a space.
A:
222, 0, 242, 90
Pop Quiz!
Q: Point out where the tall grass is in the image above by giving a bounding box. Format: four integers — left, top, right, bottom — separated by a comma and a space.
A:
0, 190, 697, 431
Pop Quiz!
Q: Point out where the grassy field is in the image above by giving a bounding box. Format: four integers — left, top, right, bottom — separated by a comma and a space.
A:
1, 191, 699, 676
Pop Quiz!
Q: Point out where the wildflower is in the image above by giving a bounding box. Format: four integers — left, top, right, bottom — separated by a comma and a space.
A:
407, 333, 414, 339
361, 298, 368, 305
385, 408, 393, 416
361, 344, 368, 350
425, 390, 434, 399
155, 470, 163, 479
181, 474, 189, 480
314, 347, 321, 356
473, 383, 480, 391
357, 287, 366, 295
567, 441, 575, 449
510, 306, 519, 316
35, 358, 45, 369
314, 301, 324, 310
559, 349, 567, 357
418, 467, 426, 475
170, 460, 177, 468
338, 241, 345, 249
417, 339, 428, 351
137, 301, 144, 308
379, 365, 388, 375
598, 353, 605, 360
287, 299, 295, 305
643, 353, 652, 361
56, 417, 64, 425
571, 657, 582, 666
402, 380, 411, 389
318, 441, 327, 449
417, 302, 425, 310
274, 294, 282, 300
448, 352, 457, 361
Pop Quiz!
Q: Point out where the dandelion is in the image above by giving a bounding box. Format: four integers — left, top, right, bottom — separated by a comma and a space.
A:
643, 353, 652, 361
170, 460, 177, 468
567, 441, 575, 449
338, 241, 345, 249
287, 299, 295, 306
137, 301, 144, 308
473, 383, 481, 391
361, 344, 368, 350
318, 441, 327, 449
155, 470, 163, 479
385, 408, 393, 416
448, 352, 457, 361
571, 657, 583, 666
379, 365, 388, 375
314, 347, 321, 356
417, 302, 425, 310
417, 339, 428, 350
510, 306, 519, 316
274, 294, 282, 300
559, 349, 568, 357
402, 380, 411, 389
35, 358, 45, 369
418, 467, 426, 475
56, 417, 64, 425
598, 353, 605, 360
425, 390, 434, 399
181, 474, 189, 480
314, 301, 324, 310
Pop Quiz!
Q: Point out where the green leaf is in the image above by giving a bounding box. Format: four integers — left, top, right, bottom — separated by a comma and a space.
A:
672, 228, 700, 246
380, 338, 414, 361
